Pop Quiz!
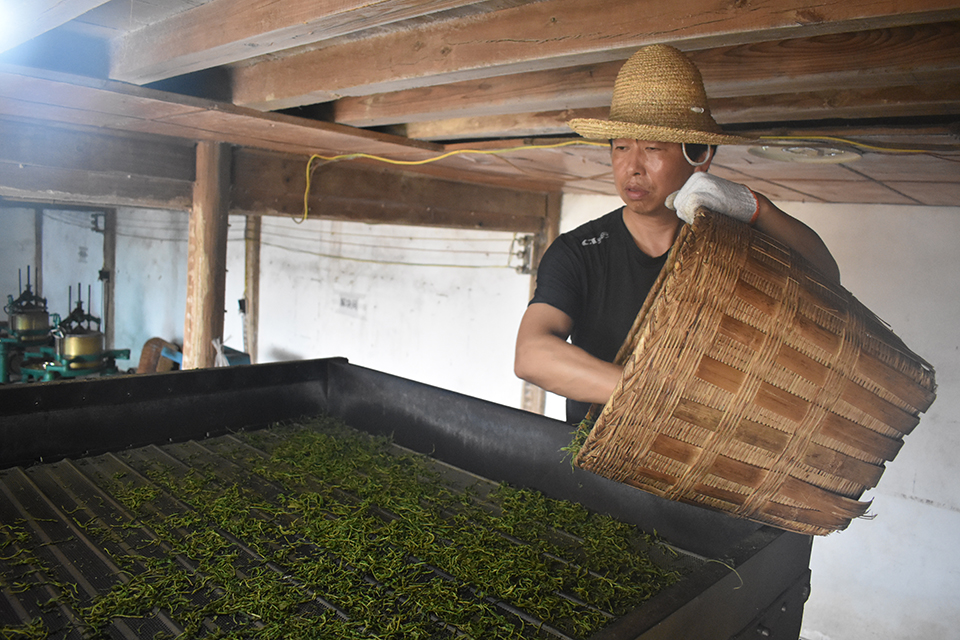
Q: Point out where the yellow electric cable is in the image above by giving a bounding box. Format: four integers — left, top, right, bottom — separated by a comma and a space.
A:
308, 139, 606, 167
300, 135, 957, 223
300, 140, 606, 223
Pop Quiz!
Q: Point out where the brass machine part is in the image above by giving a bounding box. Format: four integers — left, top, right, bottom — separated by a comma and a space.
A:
57, 332, 105, 369
8, 309, 49, 334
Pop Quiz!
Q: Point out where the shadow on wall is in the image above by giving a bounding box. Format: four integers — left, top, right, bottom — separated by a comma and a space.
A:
268, 347, 307, 362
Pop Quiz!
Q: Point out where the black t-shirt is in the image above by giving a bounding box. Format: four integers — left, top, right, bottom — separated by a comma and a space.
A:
530, 207, 670, 423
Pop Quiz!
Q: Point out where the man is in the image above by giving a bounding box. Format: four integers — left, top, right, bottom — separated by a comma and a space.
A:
514, 44, 839, 424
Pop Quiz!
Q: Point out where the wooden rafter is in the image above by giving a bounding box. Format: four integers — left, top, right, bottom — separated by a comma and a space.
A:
109, 0, 504, 84
230, 0, 960, 110
0, 64, 441, 159
0, 0, 957, 209
0, 118, 562, 230
330, 23, 960, 130
231, 148, 553, 232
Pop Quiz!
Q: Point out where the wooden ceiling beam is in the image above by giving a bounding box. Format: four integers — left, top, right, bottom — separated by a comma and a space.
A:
0, 159, 193, 210
334, 62, 620, 128
332, 23, 960, 129
692, 22, 960, 98
0, 65, 574, 194
398, 108, 608, 141
401, 81, 960, 140
712, 84, 960, 124
0, 64, 442, 160
403, 83, 960, 141
0, 117, 194, 209
0, 118, 195, 181
0, 0, 110, 55
109, 0, 496, 85
231, 148, 552, 233
0, 115, 560, 230
230, 0, 960, 110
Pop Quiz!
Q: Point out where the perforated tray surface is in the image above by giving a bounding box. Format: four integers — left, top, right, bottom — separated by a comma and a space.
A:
0, 417, 693, 639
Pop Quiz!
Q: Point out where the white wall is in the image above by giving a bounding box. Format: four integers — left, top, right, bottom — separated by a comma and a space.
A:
781, 202, 960, 640
0, 209, 36, 306
41, 210, 105, 324
112, 208, 189, 362
221, 215, 532, 407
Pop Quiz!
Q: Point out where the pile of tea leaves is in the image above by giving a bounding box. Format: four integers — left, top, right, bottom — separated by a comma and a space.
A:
0, 415, 686, 639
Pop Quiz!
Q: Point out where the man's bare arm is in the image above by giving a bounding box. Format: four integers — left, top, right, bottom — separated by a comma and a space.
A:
753, 193, 841, 283
514, 302, 622, 405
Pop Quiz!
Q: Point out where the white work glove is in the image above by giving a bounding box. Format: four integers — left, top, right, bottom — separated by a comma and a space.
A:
666, 172, 760, 226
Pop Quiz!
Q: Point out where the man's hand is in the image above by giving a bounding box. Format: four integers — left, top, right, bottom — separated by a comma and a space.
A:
667, 172, 841, 282
666, 172, 759, 225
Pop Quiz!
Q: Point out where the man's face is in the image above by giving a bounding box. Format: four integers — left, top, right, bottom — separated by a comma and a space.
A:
611, 139, 703, 217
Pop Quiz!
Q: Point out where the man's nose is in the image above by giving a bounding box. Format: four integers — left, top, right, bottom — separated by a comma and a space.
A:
626, 149, 646, 174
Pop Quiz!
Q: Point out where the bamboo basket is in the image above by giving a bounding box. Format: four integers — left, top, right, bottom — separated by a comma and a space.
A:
574, 210, 937, 536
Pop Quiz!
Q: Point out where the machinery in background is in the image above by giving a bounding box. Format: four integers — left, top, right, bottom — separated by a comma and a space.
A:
1, 267, 54, 383
17, 282, 129, 383
4, 268, 244, 383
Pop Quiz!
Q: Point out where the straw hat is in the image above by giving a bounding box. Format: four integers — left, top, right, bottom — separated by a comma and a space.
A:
568, 44, 754, 145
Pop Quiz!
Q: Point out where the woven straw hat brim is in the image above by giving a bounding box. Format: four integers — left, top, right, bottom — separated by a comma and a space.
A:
568, 44, 756, 146
568, 118, 755, 145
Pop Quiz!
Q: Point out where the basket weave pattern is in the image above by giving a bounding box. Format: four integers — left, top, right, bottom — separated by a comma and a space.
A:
574, 211, 936, 535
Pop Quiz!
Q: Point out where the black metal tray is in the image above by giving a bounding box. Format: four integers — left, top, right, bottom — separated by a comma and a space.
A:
0, 358, 812, 639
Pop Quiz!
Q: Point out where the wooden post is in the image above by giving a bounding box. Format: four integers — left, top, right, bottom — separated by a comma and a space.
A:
100, 208, 116, 350
520, 191, 562, 415
243, 215, 261, 364
33, 207, 43, 298
182, 141, 230, 369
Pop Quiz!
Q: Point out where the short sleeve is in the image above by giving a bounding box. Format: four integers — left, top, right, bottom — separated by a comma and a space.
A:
529, 235, 585, 324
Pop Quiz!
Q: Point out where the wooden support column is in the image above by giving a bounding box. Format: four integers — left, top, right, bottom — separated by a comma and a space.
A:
33, 207, 43, 297
243, 215, 261, 364
100, 208, 116, 350
182, 141, 230, 369
520, 191, 562, 415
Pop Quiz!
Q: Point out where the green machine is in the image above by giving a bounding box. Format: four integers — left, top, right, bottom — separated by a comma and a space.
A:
19, 283, 129, 383
1, 267, 55, 383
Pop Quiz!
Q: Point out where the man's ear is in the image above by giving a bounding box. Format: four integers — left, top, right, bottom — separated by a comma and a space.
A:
693, 149, 714, 173
683, 143, 715, 171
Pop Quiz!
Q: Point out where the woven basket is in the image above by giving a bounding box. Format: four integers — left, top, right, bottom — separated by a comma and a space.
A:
574, 210, 936, 535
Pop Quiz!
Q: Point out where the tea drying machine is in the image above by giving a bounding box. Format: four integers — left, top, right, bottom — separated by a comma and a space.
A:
0, 359, 813, 639
15, 283, 129, 382
1, 267, 55, 383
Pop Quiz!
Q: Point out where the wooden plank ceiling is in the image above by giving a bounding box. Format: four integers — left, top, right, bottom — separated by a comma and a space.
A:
1, 0, 959, 210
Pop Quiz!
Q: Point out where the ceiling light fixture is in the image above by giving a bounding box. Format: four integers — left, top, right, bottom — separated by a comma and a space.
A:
747, 145, 862, 164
